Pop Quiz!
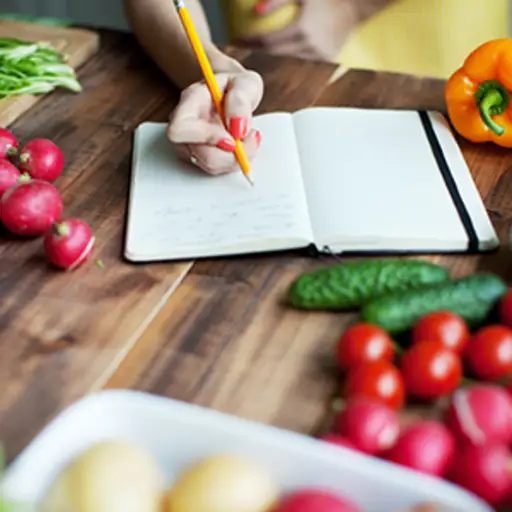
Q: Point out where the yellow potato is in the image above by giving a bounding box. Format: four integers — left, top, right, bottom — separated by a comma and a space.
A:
227, 1, 300, 39
165, 454, 278, 512
41, 441, 164, 512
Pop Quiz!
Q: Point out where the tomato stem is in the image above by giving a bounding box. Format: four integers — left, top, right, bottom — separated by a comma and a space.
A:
393, 342, 404, 357
461, 376, 477, 387
331, 398, 344, 412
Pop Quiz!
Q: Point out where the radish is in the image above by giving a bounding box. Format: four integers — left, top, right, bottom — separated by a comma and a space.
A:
383, 420, 455, 477
1, 176, 63, 236
19, 138, 64, 182
334, 399, 399, 455
43, 218, 95, 270
507, 382, 512, 401
319, 434, 358, 451
0, 159, 20, 198
448, 444, 512, 506
0, 128, 18, 160
273, 489, 361, 512
444, 384, 512, 447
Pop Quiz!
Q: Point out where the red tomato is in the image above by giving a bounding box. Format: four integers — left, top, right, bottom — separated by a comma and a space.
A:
344, 360, 405, 410
400, 340, 462, 400
335, 323, 395, 371
412, 310, 469, 353
465, 325, 512, 381
499, 289, 512, 328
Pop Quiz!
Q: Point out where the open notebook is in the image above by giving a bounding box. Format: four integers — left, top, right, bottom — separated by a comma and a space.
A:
125, 107, 498, 262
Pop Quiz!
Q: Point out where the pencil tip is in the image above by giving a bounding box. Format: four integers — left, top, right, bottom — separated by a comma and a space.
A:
244, 173, 254, 186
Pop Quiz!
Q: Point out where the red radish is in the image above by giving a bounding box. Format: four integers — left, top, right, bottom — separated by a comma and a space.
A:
334, 399, 399, 455
273, 489, 361, 512
384, 420, 455, 477
507, 383, 512, 401
0, 159, 20, 198
19, 138, 64, 182
444, 384, 512, 447
319, 434, 358, 451
1, 176, 63, 236
43, 218, 95, 270
0, 128, 18, 160
448, 444, 512, 506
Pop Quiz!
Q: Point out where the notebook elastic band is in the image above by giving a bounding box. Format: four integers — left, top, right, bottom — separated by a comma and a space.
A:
418, 111, 479, 252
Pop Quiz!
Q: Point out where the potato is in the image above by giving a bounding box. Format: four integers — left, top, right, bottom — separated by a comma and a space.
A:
165, 454, 278, 512
400, 505, 439, 512
41, 441, 164, 512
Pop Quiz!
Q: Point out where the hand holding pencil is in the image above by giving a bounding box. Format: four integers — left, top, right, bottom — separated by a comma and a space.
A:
169, 0, 264, 185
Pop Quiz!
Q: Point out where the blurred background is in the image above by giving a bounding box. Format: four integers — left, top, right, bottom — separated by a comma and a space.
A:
2, 0, 511, 79
0, 0, 230, 43
4, 0, 512, 44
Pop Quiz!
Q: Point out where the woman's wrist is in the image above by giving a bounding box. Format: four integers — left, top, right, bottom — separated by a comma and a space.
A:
207, 44, 246, 75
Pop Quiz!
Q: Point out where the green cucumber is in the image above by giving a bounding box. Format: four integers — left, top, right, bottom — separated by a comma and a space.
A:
361, 273, 508, 334
288, 259, 450, 310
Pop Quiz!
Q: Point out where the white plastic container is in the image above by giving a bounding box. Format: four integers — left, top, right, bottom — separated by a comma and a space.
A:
2, 389, 493, 511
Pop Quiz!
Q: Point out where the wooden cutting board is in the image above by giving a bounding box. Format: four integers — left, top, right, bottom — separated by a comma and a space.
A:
0, 20, 100, 127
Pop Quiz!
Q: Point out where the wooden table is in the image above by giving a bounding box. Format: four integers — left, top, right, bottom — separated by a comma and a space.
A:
1, 29, 511, 476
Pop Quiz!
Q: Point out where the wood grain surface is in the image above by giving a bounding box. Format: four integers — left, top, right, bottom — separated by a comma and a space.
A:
2, 28, 512, 511
0, 20, 100, 127
0, 36, 343, 460
106, 70, 512, 437
0, 33, 194, 459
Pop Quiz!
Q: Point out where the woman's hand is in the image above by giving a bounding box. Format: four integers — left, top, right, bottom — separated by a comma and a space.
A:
247, 0, 358, 61
167, 70, 264, 175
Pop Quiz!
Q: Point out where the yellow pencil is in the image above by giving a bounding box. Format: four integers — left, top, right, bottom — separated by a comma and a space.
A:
173, 0, 254, 186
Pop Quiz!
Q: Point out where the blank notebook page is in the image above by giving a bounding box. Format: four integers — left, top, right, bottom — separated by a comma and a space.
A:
125, 115, 312, 261
293, 108, 497, 251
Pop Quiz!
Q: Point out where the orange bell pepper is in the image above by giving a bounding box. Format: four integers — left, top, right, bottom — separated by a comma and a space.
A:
445, 38, 512, 147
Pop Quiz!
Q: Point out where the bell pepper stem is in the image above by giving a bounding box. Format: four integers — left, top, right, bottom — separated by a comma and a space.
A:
475, 80, 511, 137
479, 90, 505, 136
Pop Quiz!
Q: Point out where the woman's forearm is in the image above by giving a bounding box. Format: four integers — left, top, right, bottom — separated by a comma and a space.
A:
123, 0, 243, 89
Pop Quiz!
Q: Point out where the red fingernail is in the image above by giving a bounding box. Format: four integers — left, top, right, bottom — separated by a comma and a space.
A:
253, 1, 269, 14
255, 130, 262, 147
217, 138, 236, 152
229, 117, 248, 139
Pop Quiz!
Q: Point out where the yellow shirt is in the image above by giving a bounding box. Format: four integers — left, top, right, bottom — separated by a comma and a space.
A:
225, 0, 509, 79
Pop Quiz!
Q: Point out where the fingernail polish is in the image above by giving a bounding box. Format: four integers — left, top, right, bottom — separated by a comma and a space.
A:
217, 138, 236, 152
229, 117, 248, 140
255, 130, 262, 147
253, 1, 269, 14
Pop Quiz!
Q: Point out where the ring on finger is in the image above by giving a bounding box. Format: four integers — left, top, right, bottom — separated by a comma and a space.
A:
190, 155, 199, 166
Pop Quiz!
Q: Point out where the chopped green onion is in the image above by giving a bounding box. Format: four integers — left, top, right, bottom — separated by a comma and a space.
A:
0, 37, 82, 99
